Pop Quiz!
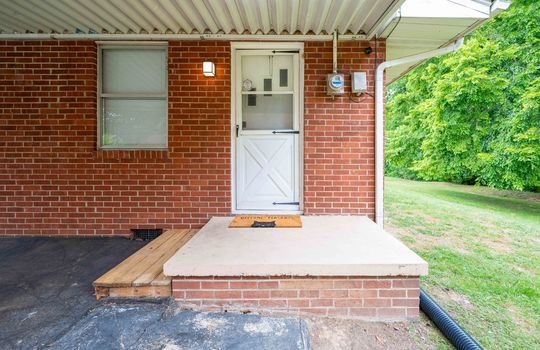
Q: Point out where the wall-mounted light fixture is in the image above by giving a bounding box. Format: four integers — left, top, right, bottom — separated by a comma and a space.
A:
203, 61, 215, 77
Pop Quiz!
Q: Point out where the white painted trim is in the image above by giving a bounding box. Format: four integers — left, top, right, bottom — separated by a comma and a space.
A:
230, 41, 304, 214
0, 33, 367, 41
241, 91, 294, 95
232, 210, 304, 215
491, 0, 511, 17
97, 46, 102, 150
96, 41, 168, 45
374, 39, 464, 228
230, 45, 237, 214
230, 42, 305, 50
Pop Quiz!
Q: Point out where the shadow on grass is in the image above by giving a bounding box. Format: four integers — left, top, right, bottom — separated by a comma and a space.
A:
427, 189, 540, 218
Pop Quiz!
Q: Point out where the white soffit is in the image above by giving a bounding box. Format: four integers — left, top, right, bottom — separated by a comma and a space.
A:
0, 0, 404, 38
382, 0, 506, 82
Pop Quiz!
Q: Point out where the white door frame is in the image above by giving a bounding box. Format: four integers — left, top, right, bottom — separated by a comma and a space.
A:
230, 42, 304, 214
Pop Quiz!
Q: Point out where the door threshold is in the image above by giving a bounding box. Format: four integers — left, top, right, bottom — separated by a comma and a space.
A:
232, 210, 304, 215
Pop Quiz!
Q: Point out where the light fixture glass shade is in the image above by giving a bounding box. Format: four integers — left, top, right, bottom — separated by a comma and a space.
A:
203, 61, 215, 77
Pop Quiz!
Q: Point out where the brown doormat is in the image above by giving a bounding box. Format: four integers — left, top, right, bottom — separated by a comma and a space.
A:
229, 215, 302, 228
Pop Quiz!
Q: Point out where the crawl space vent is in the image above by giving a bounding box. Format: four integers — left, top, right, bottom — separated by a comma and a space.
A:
131, 228, 163, 240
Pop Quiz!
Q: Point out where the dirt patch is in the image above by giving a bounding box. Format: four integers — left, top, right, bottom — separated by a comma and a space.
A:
418, 214, 442, 226
387, 207, 520, 256
507, 306, 536, 336
480, 237, 513, 253
385, 223, 471, 255
305, 316, 437, 350
385, 224, 416, 242
467, 220, 515, 253
429, 287, 474, 311
512, 264, 535, 276
451, 219, 516, 254
390, 212, 442, 228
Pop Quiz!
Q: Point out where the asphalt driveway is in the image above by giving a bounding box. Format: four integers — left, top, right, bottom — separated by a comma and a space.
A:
0, 237, 309, 350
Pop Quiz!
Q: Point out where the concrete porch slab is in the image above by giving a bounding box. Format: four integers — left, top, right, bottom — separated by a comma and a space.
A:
164, 216, 428, 277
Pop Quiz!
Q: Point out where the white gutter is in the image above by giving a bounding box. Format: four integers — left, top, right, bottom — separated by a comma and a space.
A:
374, 38, 464, 228
0, 33, 367, 41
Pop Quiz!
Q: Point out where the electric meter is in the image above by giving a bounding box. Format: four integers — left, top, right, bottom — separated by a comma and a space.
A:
327, 73, 345, 95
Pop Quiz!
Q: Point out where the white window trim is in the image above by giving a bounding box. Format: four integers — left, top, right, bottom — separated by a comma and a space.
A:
97, 42, 168, 150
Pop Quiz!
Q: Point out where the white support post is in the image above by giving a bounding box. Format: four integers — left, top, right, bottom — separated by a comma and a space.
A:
374, 39, 464, 228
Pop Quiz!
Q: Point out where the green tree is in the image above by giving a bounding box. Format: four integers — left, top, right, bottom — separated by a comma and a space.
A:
386, 0, 540, 191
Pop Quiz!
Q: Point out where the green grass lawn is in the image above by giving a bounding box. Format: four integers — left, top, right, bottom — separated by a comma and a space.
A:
384, 177, 540, 350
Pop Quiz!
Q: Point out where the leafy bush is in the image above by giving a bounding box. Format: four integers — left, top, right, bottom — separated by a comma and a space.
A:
385, 0, 539, 192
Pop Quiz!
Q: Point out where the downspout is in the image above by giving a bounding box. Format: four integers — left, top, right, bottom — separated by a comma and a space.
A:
375, 38, 464, 227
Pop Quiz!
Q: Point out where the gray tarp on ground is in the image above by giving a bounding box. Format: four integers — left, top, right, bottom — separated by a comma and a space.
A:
48, 303, 309, 350
0, 238, 309, 350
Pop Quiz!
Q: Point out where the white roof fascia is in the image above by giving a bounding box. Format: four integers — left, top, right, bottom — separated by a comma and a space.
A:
491, 0, 511, 16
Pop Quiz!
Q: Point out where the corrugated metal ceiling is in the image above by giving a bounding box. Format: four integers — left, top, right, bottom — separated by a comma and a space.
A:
0, 0, 505, 82
0, 0, 403, 36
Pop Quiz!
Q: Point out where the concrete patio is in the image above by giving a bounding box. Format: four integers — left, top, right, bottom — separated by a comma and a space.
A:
165, 216, 428, 319
165, 216, 428, 277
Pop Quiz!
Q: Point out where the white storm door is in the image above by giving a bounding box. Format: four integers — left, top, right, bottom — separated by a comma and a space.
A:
235, 50, 301, 212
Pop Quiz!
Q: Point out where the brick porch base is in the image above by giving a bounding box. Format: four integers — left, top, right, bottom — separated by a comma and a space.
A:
172, 276, 420, 320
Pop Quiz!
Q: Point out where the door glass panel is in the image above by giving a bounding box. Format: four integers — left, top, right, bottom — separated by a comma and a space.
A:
242, 94, 293, 130
241, 55, 294, 92
241, 54, 294, 130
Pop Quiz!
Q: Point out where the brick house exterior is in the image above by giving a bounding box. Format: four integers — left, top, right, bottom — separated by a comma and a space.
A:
0, 0, 500, 322
171, 276, 420, 319
0, 39, 384, 236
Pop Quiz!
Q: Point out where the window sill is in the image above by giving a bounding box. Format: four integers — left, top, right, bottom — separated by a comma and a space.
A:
93, 149, 170, 161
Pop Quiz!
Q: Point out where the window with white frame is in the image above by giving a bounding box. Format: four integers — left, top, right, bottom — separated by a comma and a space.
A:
98, 44, 167, 149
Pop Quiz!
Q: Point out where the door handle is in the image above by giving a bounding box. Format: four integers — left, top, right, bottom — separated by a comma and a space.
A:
272, 130, 299, 134
272, 202, 300, 205
236, 125, 239, 138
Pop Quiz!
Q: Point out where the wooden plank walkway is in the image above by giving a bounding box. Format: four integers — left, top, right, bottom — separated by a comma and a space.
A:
93, 229, 198, 300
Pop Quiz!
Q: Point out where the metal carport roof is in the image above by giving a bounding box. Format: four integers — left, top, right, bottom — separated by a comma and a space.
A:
0, 0, 509, 81
0, 0, 404, 37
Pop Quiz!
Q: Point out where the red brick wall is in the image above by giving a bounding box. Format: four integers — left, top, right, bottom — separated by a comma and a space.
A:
0, 41, 230, 236
0, 39, 383, 236
172, 276, 419, 320
303, 40, 384, 216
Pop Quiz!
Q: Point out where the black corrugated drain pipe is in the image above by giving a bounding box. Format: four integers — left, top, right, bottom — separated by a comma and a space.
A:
420, 288, 483, 350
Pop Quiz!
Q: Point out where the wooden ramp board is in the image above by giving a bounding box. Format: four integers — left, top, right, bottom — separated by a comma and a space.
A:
229, 215, 302, 228
93, 229, 197, 300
